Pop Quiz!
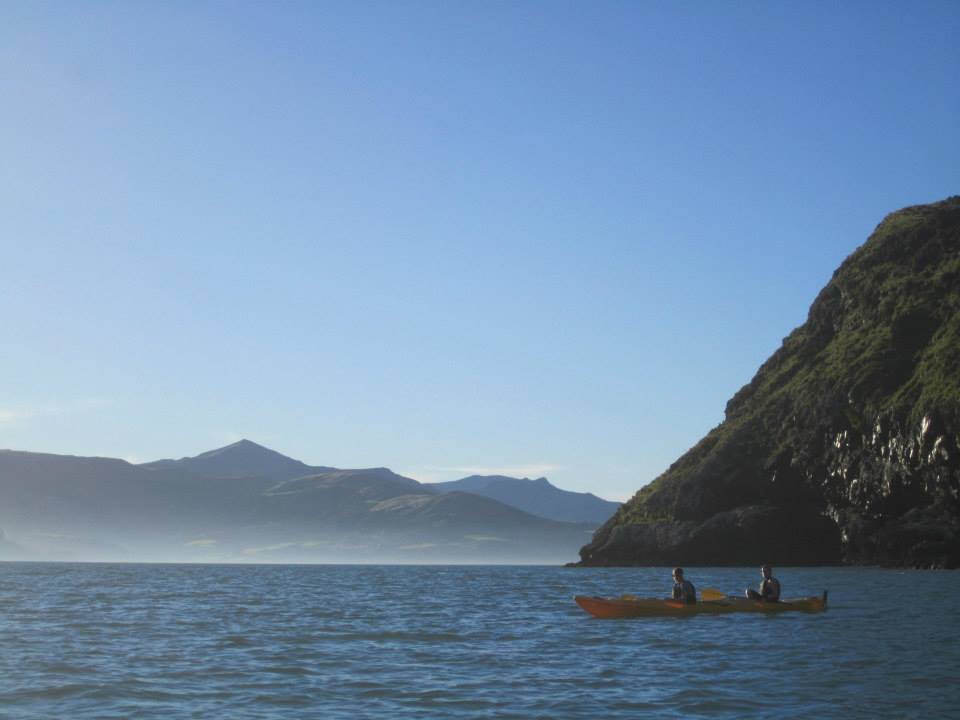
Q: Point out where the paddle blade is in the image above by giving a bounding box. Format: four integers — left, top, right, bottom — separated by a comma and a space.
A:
701, 588, 727, 601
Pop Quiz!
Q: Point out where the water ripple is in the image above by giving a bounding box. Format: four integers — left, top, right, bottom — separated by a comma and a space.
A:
0, 563, 958, 718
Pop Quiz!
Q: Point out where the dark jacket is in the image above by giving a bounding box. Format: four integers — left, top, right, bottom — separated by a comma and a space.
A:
672, 579, 696, 604
760, 577, 781, 602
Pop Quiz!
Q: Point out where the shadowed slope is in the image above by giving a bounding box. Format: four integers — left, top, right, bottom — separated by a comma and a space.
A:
432, 475, 620, 524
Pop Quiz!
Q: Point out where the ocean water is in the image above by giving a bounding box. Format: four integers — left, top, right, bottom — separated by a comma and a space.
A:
0, 563, 957, 719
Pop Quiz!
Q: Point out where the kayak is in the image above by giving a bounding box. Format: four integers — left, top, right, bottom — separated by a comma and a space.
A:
574, 591, 828, 619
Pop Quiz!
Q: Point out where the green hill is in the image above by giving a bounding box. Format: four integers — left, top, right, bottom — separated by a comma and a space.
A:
577, 196, 960, 568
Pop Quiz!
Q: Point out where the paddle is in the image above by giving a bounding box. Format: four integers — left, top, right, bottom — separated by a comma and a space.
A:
701, 588, 728, 602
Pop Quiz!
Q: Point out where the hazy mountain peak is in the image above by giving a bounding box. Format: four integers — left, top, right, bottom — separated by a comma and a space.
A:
214, 438, 260, 450
142, 439, 313, 480
193, 439, 285, 460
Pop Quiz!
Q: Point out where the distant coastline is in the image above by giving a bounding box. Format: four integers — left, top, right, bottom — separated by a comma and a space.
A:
0, 440, 611, 565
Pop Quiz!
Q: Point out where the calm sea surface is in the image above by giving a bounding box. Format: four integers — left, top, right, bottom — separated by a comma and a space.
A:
1, 563, 957, 719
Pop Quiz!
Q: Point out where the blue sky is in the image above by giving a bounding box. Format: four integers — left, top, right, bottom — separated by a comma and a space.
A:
1, 1, 957, 500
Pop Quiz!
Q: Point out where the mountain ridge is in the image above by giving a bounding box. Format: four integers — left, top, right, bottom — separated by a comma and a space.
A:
0, 443, 598, 563
431, 474, 620, 524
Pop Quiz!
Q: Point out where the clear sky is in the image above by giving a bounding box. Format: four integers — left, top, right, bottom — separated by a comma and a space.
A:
1, 1, 957, 501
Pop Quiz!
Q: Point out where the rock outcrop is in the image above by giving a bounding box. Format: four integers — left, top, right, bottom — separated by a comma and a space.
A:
577, 196, 960, 568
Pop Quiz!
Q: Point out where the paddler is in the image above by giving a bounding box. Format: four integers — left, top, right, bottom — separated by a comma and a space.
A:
745, 564, 781, 602
671, 567, 697, 604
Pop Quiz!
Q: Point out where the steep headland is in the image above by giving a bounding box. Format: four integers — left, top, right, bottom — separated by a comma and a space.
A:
577, 196, 960, 568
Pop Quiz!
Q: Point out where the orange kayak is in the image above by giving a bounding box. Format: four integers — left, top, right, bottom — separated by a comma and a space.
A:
575, 592, 828, 618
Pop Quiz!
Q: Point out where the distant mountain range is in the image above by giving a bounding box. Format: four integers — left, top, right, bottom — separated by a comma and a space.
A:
431, 475, 620, 524
0, 440, 617, 563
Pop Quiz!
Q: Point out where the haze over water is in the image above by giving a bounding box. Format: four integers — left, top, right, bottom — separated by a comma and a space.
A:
2, 563, 957, 718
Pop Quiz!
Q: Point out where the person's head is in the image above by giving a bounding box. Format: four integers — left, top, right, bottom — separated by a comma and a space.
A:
761, 564, 772, 578
672, 567, 684, 581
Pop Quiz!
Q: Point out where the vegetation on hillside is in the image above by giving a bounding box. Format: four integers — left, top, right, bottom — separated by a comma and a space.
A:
585, 197, 960, 566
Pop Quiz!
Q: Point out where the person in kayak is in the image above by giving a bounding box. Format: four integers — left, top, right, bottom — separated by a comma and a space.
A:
745, 564, 781, 602
671, 567, 697, 604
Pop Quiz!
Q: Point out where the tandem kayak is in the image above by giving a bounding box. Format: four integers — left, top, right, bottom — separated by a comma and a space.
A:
574, 591, 827, 618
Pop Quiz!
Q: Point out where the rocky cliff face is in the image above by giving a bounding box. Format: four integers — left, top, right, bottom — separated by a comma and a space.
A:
577, 196, 960, 568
